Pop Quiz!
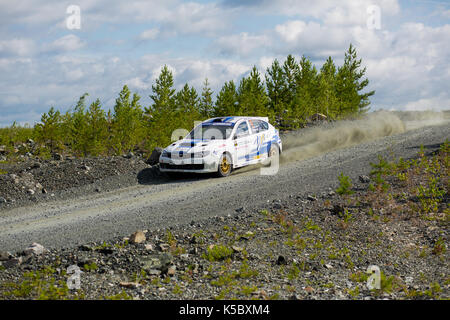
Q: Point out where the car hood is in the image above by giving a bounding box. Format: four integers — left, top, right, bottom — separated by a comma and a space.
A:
164, 139, 225, 153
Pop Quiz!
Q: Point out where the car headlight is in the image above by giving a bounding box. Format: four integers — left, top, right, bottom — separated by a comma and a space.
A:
193, 150, 210, 158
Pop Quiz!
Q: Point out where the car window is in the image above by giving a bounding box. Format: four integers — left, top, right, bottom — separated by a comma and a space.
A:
248, 120, 259, 134
259, 121, 269, 131
189, 124, 233, 140
248, 120, 269, 134
235, 121, 249, 138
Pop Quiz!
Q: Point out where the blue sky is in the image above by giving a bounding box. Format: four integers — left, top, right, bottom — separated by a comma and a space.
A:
0, 0, 449, 126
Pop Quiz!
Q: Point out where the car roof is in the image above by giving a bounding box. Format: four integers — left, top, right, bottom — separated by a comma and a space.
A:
203, 116, 269, 125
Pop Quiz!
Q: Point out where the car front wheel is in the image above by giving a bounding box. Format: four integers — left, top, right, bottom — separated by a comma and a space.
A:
217, 153, 232, 177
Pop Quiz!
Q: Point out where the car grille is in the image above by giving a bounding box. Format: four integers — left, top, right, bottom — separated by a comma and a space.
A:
164, 152, 194, 159
160, 163, 205, 170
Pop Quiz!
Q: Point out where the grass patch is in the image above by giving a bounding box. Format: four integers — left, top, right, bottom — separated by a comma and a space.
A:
202, 244, 234, 262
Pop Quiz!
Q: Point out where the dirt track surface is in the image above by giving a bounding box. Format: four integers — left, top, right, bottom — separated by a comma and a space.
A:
0, 114, 449, 254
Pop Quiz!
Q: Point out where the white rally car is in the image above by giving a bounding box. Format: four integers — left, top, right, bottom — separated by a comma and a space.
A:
159, 116, 282, 177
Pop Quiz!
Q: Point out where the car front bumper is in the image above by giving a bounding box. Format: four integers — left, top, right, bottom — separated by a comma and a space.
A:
159, 156, 219, 173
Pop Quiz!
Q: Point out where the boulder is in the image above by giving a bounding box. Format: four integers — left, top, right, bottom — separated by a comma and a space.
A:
331, 204, 345, 216
140, 252, 173, 274
2, 257, 22, 268
9, 174, 20, 184
304, 286, 315, 294
144, 244, 154, 251
23, 242, 46, 256
52, 153, 64, 161
359, 175, 371, 183
123, 152, 134, 159
129, 230, 146, 244
0, 251, 12, 261
119, 281, 141, 289
80, 164, 90, 171
146, 147, 163, 165
276, 255, 287, 265
167, 265, 176, 276
158, 243, 170, 252
232, 246, 244, 252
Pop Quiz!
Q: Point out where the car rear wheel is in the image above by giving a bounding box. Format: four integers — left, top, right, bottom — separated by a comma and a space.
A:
217, 153, 232, 177
263, 144, 279, 166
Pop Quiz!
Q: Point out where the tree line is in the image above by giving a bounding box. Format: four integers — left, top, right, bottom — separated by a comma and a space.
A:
0, 44, 374, 158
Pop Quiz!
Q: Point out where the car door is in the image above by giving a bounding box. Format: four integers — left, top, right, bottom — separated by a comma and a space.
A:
232, 120, 251, 167
247, 119, 262, 162
256, 120, 270, 159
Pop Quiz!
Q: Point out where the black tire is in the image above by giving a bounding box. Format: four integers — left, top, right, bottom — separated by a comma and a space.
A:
217, 153, 232, 177
269, 144, 278, 157
263, 144, 279, 166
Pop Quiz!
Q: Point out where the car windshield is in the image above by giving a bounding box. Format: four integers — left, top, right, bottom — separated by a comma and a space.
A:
188, 124, 233, 140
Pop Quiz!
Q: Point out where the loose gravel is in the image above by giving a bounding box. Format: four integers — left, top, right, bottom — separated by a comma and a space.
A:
0, 114, 448, 300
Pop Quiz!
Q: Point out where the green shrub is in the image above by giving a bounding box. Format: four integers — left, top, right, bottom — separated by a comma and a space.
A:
2, 267, 70, 300
336, 172, 354, 195
203, 244, 234, 262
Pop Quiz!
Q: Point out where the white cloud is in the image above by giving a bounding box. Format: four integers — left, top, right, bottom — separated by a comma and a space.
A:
0, 38, 35, 57
0, 0, 233, 37
161, 2, 231, 36
273, 20, 352, 57
126, 76, 152, 90
127, 57, 250, 92
275, 20, 306, 43
214, 32, 270, 57
0, 0, 449, 126
43, 35, 85, 53
64, 68, 84, 82
259, 56, 276, 71
139, 28, 160, 40
358, 22, 450, 111
403, 95, 450, 111
224, 0, 400, 20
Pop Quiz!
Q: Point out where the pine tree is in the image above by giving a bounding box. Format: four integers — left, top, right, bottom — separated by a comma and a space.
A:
68, 93, 90, 156
213, 80, 238, 117
317, 56, 337, 119
296, 56, 318, 120
111, 85, 144, 155
199, 78, 214, 119
175, 83, 201, 131
266, 59, 286, 120
34, 106, 63, 153
336, 44, 375, 116
281, 55, 301, 128
145, 65, 179, 149
86, 98, 108, 156
145, 65, 176, 116
237, 66, 269, 116
283, 54, 300, 111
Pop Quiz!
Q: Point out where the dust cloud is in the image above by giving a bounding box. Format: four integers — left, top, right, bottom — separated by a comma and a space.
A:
280, 110, 449, 163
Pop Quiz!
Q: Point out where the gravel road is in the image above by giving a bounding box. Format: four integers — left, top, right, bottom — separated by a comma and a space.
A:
0, 114, 448, 254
